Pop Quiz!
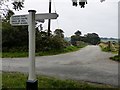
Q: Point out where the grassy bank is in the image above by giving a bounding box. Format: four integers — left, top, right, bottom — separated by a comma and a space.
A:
2, 72, 114, 89
99, 43, 118, 54
110, 55, 120, 62
99, 42, 120, 61
2, 44, 87, 58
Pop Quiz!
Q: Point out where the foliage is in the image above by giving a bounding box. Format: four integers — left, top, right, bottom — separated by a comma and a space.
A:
54, 29, 64, 38
99, 44, 111, 52
2, 52, 28, 58
3, 20, 89, 58
118, 41, 120, 57
99, 42, 118, 53
12, 1, 24, 11
36, 30, 68, 52
2, 26, 68, 52
110, 55, 120, 62
2, 22, 28, 52
2, 11, 69, 53
2, 10, 28, 52
74, 30, 81, 36
2, 44, 87, 58
84, 33, 100, 45
71, 31, 100, 46
0, 0, 24, 11
99, 42, 120, 62
2, 72, 113, 89
3, 10, 14, 22
71, 35, 81, 45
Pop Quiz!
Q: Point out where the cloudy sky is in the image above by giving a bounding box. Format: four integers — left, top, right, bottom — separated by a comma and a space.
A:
8, 0, 119, 38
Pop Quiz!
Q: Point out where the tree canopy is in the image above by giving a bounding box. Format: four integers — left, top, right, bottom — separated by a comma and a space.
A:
2, 10, 69, 52
74, 30, 81, 36
71, 31, 100, 46
54, 29, 64, 38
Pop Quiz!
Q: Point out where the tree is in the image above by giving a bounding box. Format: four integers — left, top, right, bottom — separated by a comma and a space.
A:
71, 31, 101, 46
2, 21, 28, 52
0, 0, 24, 10
71, 30, 82, 46
74, 30, 81, 36
54, 29, 64, 38
12, 1, 24, 10
2, 10, 28, 52
3, 9, 14, 22
84, 33, 100, 45
72, 0, 105, 8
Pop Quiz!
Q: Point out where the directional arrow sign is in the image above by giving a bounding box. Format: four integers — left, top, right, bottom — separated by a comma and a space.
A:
10, 15, 28, 26
35, 13, 58, 20
10, 13, 59, 26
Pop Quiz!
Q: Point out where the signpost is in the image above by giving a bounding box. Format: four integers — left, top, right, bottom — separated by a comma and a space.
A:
10, 10, 59, 90
10, 13, 58, 26
10, 15, 28, 26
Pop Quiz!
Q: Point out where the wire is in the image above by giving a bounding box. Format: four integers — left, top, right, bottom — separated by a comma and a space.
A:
52, 0, 60, 29
52, 0, 57, 13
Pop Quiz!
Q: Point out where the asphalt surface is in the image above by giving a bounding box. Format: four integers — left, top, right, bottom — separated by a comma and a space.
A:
2, 45, 119, 86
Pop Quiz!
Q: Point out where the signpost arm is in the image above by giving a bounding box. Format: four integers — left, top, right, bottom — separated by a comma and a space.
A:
26, 10, 38, 90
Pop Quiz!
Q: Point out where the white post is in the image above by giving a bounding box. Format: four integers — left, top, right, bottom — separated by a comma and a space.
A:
26, 10, 38, 90
28, 10, 36, 81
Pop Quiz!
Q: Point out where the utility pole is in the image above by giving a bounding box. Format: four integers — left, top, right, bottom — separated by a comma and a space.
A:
48, 0, 51, 36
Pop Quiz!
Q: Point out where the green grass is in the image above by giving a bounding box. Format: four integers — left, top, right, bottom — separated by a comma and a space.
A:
99, 43, 112, 52
110, 55, 120, 62
2, 45, 87, 58
99, 43, 118, 54
101, 46, 111, 52
99, 43, 120, 62
2, 52, 28, 58
2, 72, 115, 89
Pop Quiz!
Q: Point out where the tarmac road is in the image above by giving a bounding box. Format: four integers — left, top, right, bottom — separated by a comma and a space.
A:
2, 45, 119, 86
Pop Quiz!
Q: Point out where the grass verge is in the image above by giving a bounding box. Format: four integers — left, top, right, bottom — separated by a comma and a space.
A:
2, 72, 115, 89
2, 44, 87, 58
99, 43, 120, 62
99, 43, 118, 54
110, 55, 120, 62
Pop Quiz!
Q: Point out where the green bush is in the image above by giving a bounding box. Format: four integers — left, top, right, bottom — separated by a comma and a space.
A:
110, 55, 120, 62
102, 46, 111, 52
36, 35, 70, 52
2, 22, 69, 53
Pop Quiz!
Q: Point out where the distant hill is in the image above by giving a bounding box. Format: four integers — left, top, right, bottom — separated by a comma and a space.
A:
64, 37, 71, 42
64, 37, 118, 43
100, 37, 118, 42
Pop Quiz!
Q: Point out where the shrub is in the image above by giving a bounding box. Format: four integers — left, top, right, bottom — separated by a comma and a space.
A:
110, 55, 120, 62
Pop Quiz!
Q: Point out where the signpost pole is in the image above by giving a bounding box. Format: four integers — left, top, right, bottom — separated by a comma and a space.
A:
48, 0, 52, 36
26, 10, 38, 90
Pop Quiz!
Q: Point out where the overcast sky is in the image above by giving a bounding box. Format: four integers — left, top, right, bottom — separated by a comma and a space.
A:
8, 0, 119, 38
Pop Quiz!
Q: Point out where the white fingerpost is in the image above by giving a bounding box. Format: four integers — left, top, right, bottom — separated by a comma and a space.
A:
26, 10, 38, 90
10, 9, 59, 90
28, 10, 36, 81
